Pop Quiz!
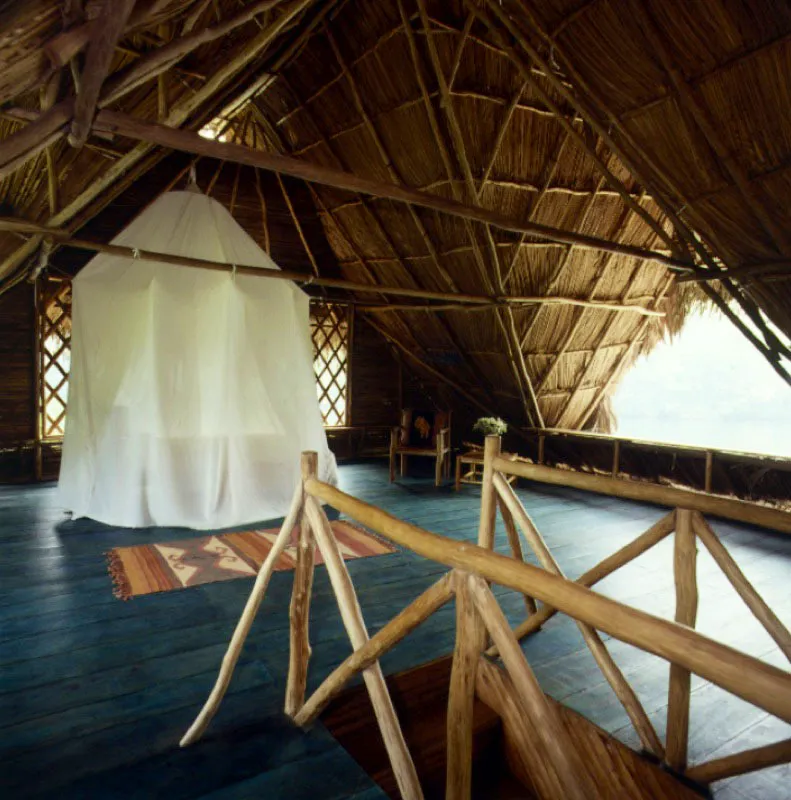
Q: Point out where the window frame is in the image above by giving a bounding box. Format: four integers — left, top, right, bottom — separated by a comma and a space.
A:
309, 300, 353, 428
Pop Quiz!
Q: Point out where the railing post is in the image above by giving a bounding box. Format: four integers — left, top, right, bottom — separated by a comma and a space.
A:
446, 571, 485, 800
666, 508, 698, 772
704, 451, 713, 493
612, 439, 621, 478
477, 434, 501, 550
285, 452, 318, 717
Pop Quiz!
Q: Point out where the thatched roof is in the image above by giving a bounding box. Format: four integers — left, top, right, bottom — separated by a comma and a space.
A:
0, 0, 789, 432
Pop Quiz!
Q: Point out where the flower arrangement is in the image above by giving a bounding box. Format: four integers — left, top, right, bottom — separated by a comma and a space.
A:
472, 416, 508, 437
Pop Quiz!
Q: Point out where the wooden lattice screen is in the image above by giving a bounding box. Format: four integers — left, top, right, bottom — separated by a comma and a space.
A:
36, 279, 72, 439
310, 302, 351, 428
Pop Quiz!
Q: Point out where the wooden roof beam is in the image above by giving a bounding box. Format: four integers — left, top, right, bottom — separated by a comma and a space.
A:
101, 0, 288, 107
91, 109, 695, 270
68, 0, 139, 148
0, 0, 314, 288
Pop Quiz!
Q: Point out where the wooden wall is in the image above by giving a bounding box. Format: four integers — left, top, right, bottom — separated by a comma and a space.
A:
0, 282, 35, 481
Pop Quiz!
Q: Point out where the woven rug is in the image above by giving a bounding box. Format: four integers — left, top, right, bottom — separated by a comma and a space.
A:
107, 521, 395, 600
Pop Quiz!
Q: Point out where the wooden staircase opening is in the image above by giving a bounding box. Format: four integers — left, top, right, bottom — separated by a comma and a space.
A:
321, 655, 706, 800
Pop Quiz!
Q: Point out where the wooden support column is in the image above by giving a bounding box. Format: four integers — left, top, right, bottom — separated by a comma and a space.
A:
666, 508, 698, 772
253, 168, 270, 254
704, 451, 713, 493
537, 433, 545, 465
477, 435, 501, 550
181, 476, 306, 746
446, 572, 486, 799
284, 452, 318, 718
304, 496, 423, 800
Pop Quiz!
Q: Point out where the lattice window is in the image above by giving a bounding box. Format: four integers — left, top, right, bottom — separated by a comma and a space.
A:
37, 279, 72, 439
310, 302, 351, 428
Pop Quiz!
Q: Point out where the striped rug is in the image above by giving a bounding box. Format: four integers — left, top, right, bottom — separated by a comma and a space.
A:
106, 521, 395, 600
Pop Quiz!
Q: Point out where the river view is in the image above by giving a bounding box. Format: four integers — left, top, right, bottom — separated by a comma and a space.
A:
612, 308, 791, 458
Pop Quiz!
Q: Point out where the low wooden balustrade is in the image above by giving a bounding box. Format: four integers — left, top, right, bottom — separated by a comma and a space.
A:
180, 442, 791, 800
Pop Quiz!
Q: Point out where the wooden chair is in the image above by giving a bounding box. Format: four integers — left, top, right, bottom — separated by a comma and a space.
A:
389, 409, 452, 487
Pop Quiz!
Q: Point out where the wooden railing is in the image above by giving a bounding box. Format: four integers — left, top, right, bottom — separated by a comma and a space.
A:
180, 444, 791, 799
526, 426, 791, 514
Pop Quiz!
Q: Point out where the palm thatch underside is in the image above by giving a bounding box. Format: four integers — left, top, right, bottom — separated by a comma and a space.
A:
1, 0, 790, 431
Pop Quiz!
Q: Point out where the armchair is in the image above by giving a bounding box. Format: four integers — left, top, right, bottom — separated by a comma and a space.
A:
389, 409, 452, 487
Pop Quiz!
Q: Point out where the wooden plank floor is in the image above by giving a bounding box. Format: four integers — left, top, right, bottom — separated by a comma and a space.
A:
1, 460, 790, 798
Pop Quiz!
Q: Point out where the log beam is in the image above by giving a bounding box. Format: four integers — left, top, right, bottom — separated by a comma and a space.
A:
69, 0, 139, 148
91, 109, 694, 271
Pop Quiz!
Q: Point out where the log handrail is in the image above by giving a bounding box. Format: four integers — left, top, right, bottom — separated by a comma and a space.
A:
490, 456, 791, 534
304, 477, 791, 724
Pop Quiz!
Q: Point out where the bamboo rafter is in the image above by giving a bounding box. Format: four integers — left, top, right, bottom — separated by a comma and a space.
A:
509, 0, 791, 379
0, 0, 316, 287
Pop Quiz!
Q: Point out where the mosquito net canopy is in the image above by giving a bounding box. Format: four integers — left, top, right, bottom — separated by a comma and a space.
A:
59, 188, 338, 529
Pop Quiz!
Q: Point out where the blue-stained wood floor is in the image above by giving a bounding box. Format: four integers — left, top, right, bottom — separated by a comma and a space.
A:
1, 460, 790, 799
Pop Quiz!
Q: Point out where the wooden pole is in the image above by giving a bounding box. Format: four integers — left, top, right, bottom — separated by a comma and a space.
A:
477, 435, 501, 551
493, 473, 665, 757
91, 108, 694, 272
692, 512, 791, 662
304, 477, 791, 723
467, 574, 591, 800
68, 0, 139, 148
180, 476, 305, 746
284, 452, 318, 718
497, 496, 538, 616
666, 509, 698, 772
445, 571, 486, 800
496, 511, 677, 650
704, 451, 714, 493
612, 439, 621, 478
685, 737, 791, 784
490, 457, 791, 535
0, 218, 663, 317
294, 572, 455, 726
303, 496, 424, 800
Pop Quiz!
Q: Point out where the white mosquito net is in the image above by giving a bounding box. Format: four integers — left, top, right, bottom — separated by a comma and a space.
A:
59, 188, 338, 529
